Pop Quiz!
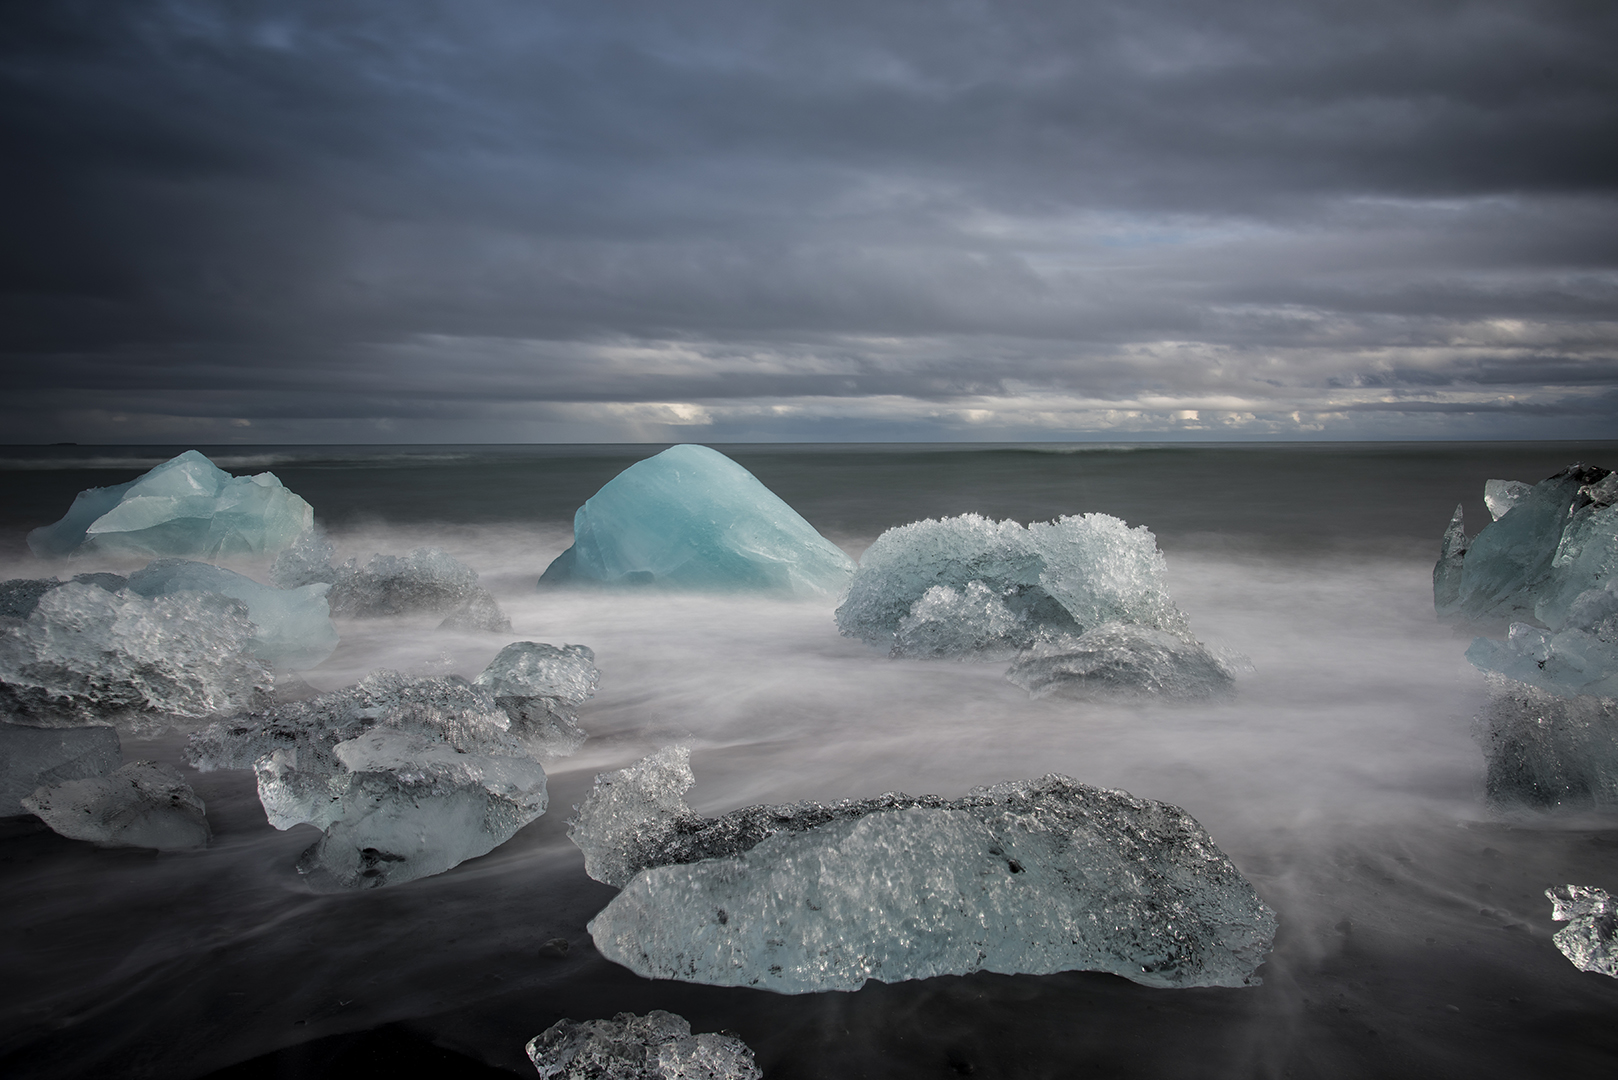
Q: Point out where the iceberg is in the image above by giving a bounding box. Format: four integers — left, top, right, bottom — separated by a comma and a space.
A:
275, 535, 509, 628
23, 760, 209, 850
538, 444, 855, 597
1005, 623, 1240, 700
527, 1011, 762, 1080
575, 749, 1276, 993
1474, 674, 1618, 809
27, 450, 313, 560
1546, 885, 1618, 978
127, 559, 337, 670
0, 722, 121, 815
0, 582, 271, 732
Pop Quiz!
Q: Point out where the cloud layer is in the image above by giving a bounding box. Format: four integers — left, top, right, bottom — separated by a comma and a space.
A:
3, 0, 1615, 441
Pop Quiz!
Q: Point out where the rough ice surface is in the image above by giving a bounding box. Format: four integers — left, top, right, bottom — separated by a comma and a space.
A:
23, 760, 209, 850
27, 450, 313, 560
0, 722, 121, 815
1464, 588, 1618, 699
1484, 479, 1533, 521
1435, 464, 1617, 627
275, 535, 509, 627
189, 644, 598, 887
1433, 505, 1468, 613
526, 1010, 761, 1080
0, 582, 271, 732
1546, 885, 1618, 977
578, 751, 1275, 993
538, 444, 855, 598
1474, 674, 1618, 810
126, 559, 337, 670
1005, 623, 1240, 700
0, 574, 128, 619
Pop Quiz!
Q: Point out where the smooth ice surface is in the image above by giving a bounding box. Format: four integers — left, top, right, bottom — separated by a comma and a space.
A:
188, 645, 596, 887
1484, 479, 1533, 521
23, 760, 209, 850
1437, 464, 1617, 626
538, 444, 855, 597
27, 450, 313, 560
1546, 885, 1618, 978
1475, 674, 1618, 810
1465, 603, 1618, 700
526, 1010, 762, 1080
127, 559, 338, 670
0, 582, 271, 731
0, 722, 120, 815
1005, 623, 1240, 700
581, 757, 1275, 993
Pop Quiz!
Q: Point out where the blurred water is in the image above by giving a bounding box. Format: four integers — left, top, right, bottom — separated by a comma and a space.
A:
2, 442, 1617, 1078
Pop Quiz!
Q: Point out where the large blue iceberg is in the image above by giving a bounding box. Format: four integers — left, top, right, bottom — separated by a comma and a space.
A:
126, 559, 338, 670
538, 445, 855, 598
28, 450, 313, 560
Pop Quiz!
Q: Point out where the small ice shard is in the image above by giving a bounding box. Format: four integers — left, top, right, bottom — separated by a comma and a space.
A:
1474, 674, 1618, 809
22, 760, 209, 849
1433, 505, 1468, 613
0, 581, 271, 732
1484, 479, 1533, 521
576, 752, 1275, 992
0, 722, 121, 815
1546, 885, 1618, 977
27, 450, 313, 560
1005, 623, 1239, 700
1435, 464, 1616, 625
538, 444, 855, 598
526, 1010, 762, 1080
126, 558, 337, 670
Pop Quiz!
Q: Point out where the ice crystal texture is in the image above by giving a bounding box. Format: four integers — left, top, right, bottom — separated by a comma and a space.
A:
1474, 675, 1618, 810
23, 760, 209, 850
127, 559, 337, 670
1546, 885, 1618, 977
0, 721, 120, 815
0, 582, 271, 731
578, 751, 1275, 992
1465, 581, 1618, 699
27, 450, 312, 559
526, 1010, 761, 1080
275, 534, 508, 628
538, 444, 855, 597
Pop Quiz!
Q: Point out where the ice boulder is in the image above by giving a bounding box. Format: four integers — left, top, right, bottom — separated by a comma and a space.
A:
0, 722, 121, 815
538, 444, 855, 598
575, 749, 1276, 993
126, 559, 337, 670
526, 1011, 762, 1080
0, 581, 271, 732
473, 642, 598, 758
1005, 623, 1241, 700
27, 450, 313, 560
274, 534, 510, 629
23, 760, 209, 850
1546, 885, 1618, 978
1474, 674, 1618, 810
1464, 582, 1618, 700
1435, 464, 1617, 627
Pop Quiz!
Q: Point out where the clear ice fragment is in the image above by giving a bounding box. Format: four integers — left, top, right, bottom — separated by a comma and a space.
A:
0, 574, 127, 619
538, 444, 855, 598
127, 558, 337, 669
1546, 885, 1618, 977
23, 760, 209, 849
1474, 674, 1618, 810
526, 1010, 761, 1080
0, 721, 121, 815
1484, 479, 1533, 521
1005, 623, 1239, 700
27, 450, 313, 559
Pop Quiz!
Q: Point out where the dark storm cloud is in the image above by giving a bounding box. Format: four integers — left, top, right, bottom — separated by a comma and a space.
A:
1, 0, 1615, 441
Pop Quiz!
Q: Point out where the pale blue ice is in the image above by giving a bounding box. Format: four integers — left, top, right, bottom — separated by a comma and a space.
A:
538, 444, 854, 597
127, 559, 337, 670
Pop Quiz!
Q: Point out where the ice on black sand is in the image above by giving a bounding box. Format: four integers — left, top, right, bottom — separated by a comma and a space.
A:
572, 748, 1276, 993
538, 444, 855, 597
1546, 885, 1618, 977
23, 760, 209, 850
527, 1010, 761, 1080
0, 721, 121, 815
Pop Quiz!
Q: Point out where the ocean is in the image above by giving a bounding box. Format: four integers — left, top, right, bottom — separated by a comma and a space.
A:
2, 441, 1616, 1078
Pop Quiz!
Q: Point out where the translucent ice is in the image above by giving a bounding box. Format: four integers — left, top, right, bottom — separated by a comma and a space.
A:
1484, 479, 1533, 521
1005, 623, 1240, 700
23, 760, 209, 850
578, 753, 1275, 992
1464, 597, 1618, 700
1474, 674, 1618, 810
1546, 885, 1618, 977
837, 513, 1190, 658
538, 444, 855, 597
0, 582, 271, 731
127, 559, 337, 670
277, 538, 511, 628
1436, 464, 1617, 626
0, 574, 127, 619
472, 642, 598, 758
526, 1010, 762, 1080
27, 450, 313, 560
0, 722, 120, 815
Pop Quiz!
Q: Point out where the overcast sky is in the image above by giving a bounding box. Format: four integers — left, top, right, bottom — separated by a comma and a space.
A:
3, 0, 1615, 443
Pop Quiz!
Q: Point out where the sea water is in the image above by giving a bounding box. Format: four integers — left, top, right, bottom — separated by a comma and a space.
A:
2, 442, 1618, 1078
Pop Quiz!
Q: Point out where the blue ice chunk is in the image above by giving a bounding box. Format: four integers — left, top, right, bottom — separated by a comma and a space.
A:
127, 559, 337, 670
538, 445, 854, 597
27, 450, 314, 560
